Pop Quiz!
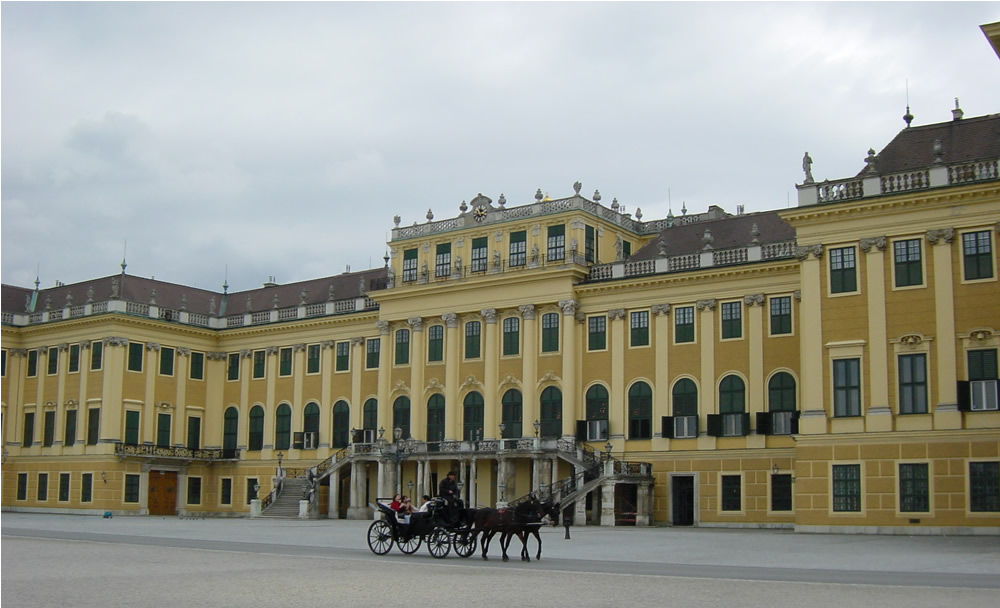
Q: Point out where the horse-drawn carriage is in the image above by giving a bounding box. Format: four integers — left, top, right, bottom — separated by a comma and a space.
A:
366, 497, 477, 559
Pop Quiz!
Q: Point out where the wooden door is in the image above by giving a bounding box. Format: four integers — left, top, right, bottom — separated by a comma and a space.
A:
671, 476, 694, 526
148, 471, 177, 515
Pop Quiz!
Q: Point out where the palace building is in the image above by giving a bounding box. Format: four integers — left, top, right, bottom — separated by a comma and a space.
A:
3, 30, 999, 534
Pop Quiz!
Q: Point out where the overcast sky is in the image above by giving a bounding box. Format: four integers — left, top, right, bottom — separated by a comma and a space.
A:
3, 2, 999, 293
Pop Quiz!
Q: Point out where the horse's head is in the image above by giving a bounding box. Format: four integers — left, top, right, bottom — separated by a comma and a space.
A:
541, 498, 560, 526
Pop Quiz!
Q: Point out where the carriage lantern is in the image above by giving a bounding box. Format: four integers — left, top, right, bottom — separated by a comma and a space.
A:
604, 441, 613, 459
533, 419, 541, 437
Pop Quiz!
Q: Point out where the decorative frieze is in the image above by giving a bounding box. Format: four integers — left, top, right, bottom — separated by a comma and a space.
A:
969, 328, 995, 342
408, 317, 424, 331
320, 340, 335, 349
926, 227, 955, 245
743, 294, 765, 306
794, 290, 802, 301
441, 313, 458, 328
176, 347, 191, 357
859, 236, 887, 253
518, 305, 536, 320
350, 337, 365, 346
293, 343, 306, 352
146, 342, 161, 352
651, 304, 671, 316
376, 320, 391, 334
105, 337, 129, 347
481, 308, 498, 324
696, 299, 717, 312
206, 351, 227, 361
240, 349, 252, 359
794, 244, 824, 260
608, 309, 626, 321
558, 299, 578, 316
265, 346, 278, 355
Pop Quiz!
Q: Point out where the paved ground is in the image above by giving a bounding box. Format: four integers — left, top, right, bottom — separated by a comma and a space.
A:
3, 513, 999, 607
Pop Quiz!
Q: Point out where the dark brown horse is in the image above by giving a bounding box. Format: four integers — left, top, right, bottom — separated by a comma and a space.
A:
500, 496, 560, 561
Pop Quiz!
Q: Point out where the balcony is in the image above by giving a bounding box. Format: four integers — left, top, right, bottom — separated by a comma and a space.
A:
114, 442, 241, 462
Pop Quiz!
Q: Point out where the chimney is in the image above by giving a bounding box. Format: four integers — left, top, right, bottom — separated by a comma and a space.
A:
952, 98, 964, 121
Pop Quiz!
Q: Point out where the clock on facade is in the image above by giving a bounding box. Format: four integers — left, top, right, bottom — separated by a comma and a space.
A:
473, 205, 488, 222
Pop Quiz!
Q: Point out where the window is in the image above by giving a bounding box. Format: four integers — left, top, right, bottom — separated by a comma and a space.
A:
275, 404, 291, 450
962, 230, 994, 280
187, 416, 201, 450
2, 349, 7, 376
43, 410, 55, 446
395, 329, 410, 365
47, 347, 58, 375
253, 350, 266, 379
541, 313, 559, 353
670, 379, 698, 439
307, 344, 321, 374
23, 412, 34, 447
87, 408, 100, 445
59, 473, 70, 502
898, 354, 927, 414
588, 316, 607, 351
81, 473, 93, 503
894, 238, 923, 287
227, 353, 240, 381
124, 474, 140, 503
279, 347, 293, 376
967, 349, 998, 411
630, 311, 650, 347
90, 341, 103, 371
509, 231, 526, 267
190, 351, 204, 380
303, 402, 320, 449
502, 317, 520, 356
127, 342, 143, 372
628, 382, 653, 439
833, 359, 861, 417
623, 240, 632, 258
771, 474, 793, 511
427, 395, 445, 443
770, 296, 792, 335
160, 346, 175, 376
585, 225, 596, 263
224, 407, 240, 455
363, 399, 378, 436
585, 385, 609, 441
471, 237, 488, 273
547, 224, 565, 261
718, 375, 746, 437
335, 342, 349, 371
463, 392, 484, 441
402, 248, 418, 282
435, 242, 451, 277
465, 321, 481, 359
64, 409, 77, 447
124, 410, 140, 445
899, 463, 929, 512
501, 390, 522, 438
675, 306, 694, 343
829, 246, 858, 294
221, 478, 233, 506
393, 397, 411, 440
721, 302, 742, 339
187, 477, 202, 505
428, 326, 443, 362
539, 387, 562, 439
247, 478, 259, 504
27, 349, 38, 377
969, 462, 999, 512
69, 344, 80, 373
156, 413, 171, 448
17, 473, 28, 501
721, 475, 741, 511
366, 338, 380, 369
333, 401, 350, 448
766, 372, 797, 435
832, 464, 861, 512
248, 406, 264, 451
38, 473, 49, 501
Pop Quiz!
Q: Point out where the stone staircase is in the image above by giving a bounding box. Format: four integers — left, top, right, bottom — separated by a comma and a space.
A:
259, 478, 308, 519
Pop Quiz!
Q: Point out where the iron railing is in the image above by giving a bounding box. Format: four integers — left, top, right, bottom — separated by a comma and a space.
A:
114, 443, 240, 461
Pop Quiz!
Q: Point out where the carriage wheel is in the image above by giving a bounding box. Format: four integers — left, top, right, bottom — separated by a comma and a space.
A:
427, 528, 452, 559
451, 530, 477, 558
397, 532, 422, 554
367, 520, 394, 555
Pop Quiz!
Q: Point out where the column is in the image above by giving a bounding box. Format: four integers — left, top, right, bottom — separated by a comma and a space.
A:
143, 344, 158, 445
608, 308, 626, 442
861, 237, 892, 431
520, 305, 538, 440
101, 338, 128, 442
375, 322, 391, 432
558, 300, 579, 437
927, 229, 960, 424
205, 352, 228, 449
174, 348, 189, 448
328, 468, 340, 519
696, 300, 717, 447
292, 343, 306, 439
797, 246, 827, 433
442, 313, 460, 440
407, 318, 425, 438
600, 480, 615, 526
482, 309, 499, 432
652, 304, 671, 437
350, 336, 365, 430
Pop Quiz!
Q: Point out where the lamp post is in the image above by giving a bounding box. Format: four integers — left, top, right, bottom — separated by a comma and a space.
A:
393, 427, 404, 495
408, 479, 414, 498
457, 479, 465, 506
533, 419, 541, 437
277, 451, 284, 473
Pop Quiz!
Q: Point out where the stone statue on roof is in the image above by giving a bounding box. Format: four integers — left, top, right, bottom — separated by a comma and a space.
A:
802, 152, 814, 184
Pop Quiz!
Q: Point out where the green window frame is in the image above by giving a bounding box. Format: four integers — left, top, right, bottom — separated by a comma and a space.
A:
426, 394, 445, 442
81, 473, 93, 503
187, 416, 201, 450
124, 474, 140, 503
366, 338, 380, 369
27, 349, 38, 377
770, 296, 792, 335
673, 379, 698, 417
586, 385, 609, 429
833, 358, 861, 417
23, 412, 34, 447
393, 397, 411, 440
721, 302, 742, 339
395, 329, 410, 365
335, 342, 349, 371
187, 477, 202, 505
502, 317, 520, 356
547, 224, 565, 261
247, 478, 259, 504
333, 401, 350, 448
306, 344, 320, 374
721, 475, 741, 511
588, 316, 606, 351
719, 375, 746, 436
253, 350, 266, 379
771, 474, 793, 511
156, 413, 171, 448
38, 473, 49, 501
623, 240, 632, 258
279, 347, 293, 377
127, 342, 143, 372
539, 386, 562, 439
435, 242, 452, 278
501, 389, 522, 438
227, 353, 240, 381
303, 402, 320, 447
471, 237, 488, 273
274, 404, 292, 450
363, 398, 378, 433
68, 344, 80, 373
428, 325, 444, 362
899, 463, 929, 512
190, 351, 205, 380
47, 347, 58, 375
628, 382, 652, 440
969, 462, 999, 512
223, 407, 239, 454
675, 306, 694, 343
221, 478, 233, 505
893, 238, 922, 287
124, 410, 140, 446
585, 225, 596, 263
541, 313, 559, 353
87, 408, 100, 445
509, 231, 527, 267
160, 346, 175, 376
248, 406, 264, 451
832, 464, 861, 512
17, 473, 28, 501
630, 311, 650, 347
402, 248, 418, 282
59, 472, 71, 502
43, 410, 55, 447
64, 409, 77, 447
830, 246, 858, 293
962, 230, 994, 280
463, 392, 484, 441
898, 354, 927, 414
90, 341, 103, 371
465, 321, 481, 359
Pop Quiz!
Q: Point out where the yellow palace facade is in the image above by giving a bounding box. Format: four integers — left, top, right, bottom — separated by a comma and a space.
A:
3, 106, 999, 533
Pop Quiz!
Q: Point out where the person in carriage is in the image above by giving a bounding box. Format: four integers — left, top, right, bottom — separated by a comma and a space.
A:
437, 471, 465, 525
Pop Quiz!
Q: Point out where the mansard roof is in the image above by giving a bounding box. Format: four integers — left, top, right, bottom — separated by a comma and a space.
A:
857, 113, 1000, 177
627, 210, 795, 262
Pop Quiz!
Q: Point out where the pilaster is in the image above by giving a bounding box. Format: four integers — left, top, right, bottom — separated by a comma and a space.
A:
442, 313, 460, 440
558, 300, 578, 437
608, 308, 626, 440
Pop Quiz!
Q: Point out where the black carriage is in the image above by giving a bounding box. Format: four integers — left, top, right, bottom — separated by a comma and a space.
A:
366, 497, 477, 559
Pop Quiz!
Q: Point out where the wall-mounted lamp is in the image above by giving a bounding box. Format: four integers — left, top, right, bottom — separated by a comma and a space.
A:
101, 471, 107, 484
378, 426, 386, 440
604, 441, 613, 458
498, 422, 506, 438
772, 464, 780, 475
533, 419, 541, 437
1, 449, 8, 464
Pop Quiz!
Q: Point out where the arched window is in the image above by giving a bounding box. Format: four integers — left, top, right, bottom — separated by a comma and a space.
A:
501, 389, 522, 438
427, 394, 445, 443
585, 385, 609, 440
248, 405, 264, 451
463, 392, 484, 441
539, 387, 562, 439
767, 372, 797, 435
628, 382, 653, 439
275, 403, 292, 450
670, 379, 698, 439
363, 398, 378, 432
332, 400, 349, 448
223, 407, 239, 456
393, 396, 410, 439
304, 402, 320, 449
718, 375, 746, 437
